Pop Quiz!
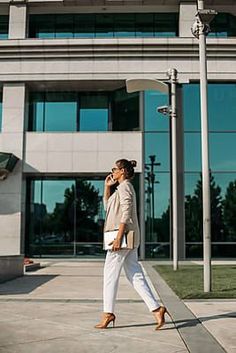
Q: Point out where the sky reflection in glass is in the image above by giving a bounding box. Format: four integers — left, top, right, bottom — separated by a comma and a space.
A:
183, 83, 236, 131
144, 91, 169, 131
145, 133, 169, 171
210, 133, 236, 171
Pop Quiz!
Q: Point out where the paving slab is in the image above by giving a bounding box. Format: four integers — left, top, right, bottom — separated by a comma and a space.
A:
184, 301, 236, 353
0, 261, 188, 353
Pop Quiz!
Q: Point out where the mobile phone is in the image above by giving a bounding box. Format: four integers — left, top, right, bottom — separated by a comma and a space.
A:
110, 175, 115, 183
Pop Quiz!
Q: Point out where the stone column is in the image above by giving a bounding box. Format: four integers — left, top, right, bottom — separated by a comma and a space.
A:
0, 83, 26, 258
9, 2, 27, 39
179, 2, 197, 38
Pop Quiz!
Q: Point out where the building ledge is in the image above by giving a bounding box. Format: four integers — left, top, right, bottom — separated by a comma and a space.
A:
0, 37, 236, 59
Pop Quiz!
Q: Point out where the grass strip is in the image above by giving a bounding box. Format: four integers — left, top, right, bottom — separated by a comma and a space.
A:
153, 265, 236, 299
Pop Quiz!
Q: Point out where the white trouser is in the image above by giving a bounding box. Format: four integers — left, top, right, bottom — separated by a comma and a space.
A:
103, 248, 159, 313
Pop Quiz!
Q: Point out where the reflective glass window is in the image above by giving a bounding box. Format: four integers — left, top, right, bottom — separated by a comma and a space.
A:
79, 94, 108, 131
144, 91, 169, 131
145, 133, 169, 172
29, 92, 45, 131
29, 90, 139, 132
74, 14, 95, 38
0, 15, 8, 39
135, 13, 154, 37
185, 172, 236, 244
55, 14, 73, 38
183, 84, 201, 131
0, 92, 2, 131
183, 83, 236, 131
114, 14, 136, 37
210, 133, 236, 171
26, 179, 76, 256
95, 14, 114, 38
29, 92, 77, 131
145, 172, 170, 242
28, 13, 178, 39
209, 13, 236, 38
29, 15, 56, 38
208, 84, 236, 131
111, 88, 139, 131
185, 133, 201, 172
154, 13, 178, 37
26, 176, 140, 257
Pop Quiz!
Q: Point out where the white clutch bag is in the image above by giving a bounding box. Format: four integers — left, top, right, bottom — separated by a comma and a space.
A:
103, 230, 134, 250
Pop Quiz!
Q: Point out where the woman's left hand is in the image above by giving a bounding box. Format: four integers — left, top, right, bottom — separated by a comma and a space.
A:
110, 238, 122, 252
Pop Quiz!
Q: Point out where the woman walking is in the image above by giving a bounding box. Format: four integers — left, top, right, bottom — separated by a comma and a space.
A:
95, 159, 169, 330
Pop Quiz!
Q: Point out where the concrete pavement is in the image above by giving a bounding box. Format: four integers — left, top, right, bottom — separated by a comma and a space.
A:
0, 260, 235, 353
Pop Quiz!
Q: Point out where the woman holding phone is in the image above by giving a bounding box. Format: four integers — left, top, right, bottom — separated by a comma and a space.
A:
95, 159, 169, 330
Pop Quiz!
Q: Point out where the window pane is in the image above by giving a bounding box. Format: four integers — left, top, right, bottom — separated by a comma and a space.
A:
29, 15, 56, 38
144, 91, 169, 131
183, 84, 201, 131
0, 16, 8, 39
0, 92, 2, 131
210, 133, 236, 171
145, 133, 169, 171
185, 173, 236, 244
185, 133, 201, 171
209, 13, 236, 38
26, 179, 76, 256
112, 88, 139, 131
208, 84, 236, 130
114, 14, 136, 37
74, 14, 95, 38
183, 83, 236, 131
145, 172, 170, 243
135, 13, 154, 37
44, 93, 77, 131
28, 13, 178, 39
80, 94, 108, 131
95, 14, 114, 38
154, 13, 178, 37
55, 14, 73, 38
209, 13, 228, 37
29, 93, 45, 131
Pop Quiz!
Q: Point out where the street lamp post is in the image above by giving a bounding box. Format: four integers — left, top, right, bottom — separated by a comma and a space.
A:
126, 74, 178, 269
191, 0, 217, 292
157, 69, 179, 271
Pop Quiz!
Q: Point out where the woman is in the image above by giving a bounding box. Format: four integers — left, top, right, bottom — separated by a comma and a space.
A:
95, 159, 169, 330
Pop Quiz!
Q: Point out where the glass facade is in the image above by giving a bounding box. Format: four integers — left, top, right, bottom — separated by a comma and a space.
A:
0, 16, 8, 39
28, 89, 139, 132
209, 13, 236, 38
144, 91, 170, 259
0, 92, 2, 131
183, 83, 236, 258
28, 13, 178, 39
25, 176, 139, 257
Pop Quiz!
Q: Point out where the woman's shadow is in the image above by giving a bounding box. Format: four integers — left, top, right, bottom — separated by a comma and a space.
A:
112, 311, 236, 330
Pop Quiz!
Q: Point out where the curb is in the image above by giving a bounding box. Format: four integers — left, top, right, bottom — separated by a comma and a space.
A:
143, 262, 227, 353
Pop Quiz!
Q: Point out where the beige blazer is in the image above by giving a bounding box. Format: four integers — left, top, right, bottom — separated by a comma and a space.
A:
103, 179, 140, 248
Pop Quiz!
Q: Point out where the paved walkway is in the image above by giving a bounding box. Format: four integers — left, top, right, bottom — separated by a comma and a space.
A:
0, 260, 235, 353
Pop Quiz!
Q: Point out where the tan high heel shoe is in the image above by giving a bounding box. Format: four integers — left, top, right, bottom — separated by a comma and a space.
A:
153, 306, 170, 330
95, 313, 116, 329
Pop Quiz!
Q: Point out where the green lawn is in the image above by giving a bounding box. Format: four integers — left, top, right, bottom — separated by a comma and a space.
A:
153, 265, 236, 299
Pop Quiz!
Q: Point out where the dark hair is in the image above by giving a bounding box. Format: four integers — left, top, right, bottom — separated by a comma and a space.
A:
116, 159, 137, 180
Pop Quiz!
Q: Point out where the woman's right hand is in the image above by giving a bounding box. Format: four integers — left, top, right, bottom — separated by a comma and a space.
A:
105, 174, 117, 187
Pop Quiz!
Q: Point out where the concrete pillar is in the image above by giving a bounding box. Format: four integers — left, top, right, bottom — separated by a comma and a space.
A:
9, 3, 27, 39
0, 83, 26, 256
179, 2, 197, 38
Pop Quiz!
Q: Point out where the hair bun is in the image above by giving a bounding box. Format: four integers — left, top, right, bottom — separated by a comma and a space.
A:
130, 160, 137, 168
